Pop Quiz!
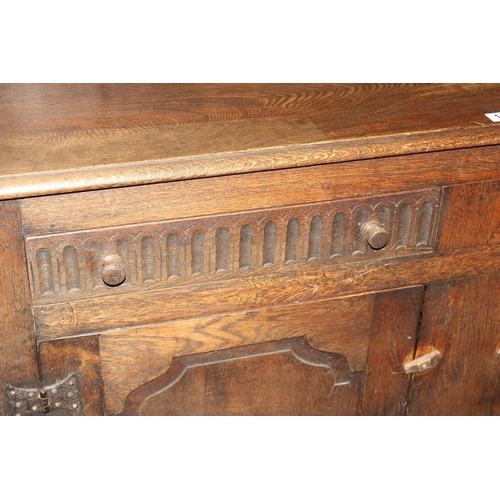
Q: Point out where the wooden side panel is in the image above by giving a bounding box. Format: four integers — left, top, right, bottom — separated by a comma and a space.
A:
362, 286, 423, 416
438, 180, 500, 251
407, 274, 500, 416
121, 338, 364, 416
38, 336, 104, 416
99, 295, 374, 415
0, 200, 39, 415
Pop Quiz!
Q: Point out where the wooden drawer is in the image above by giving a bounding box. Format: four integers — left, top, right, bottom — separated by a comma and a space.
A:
27, 187, 442, 340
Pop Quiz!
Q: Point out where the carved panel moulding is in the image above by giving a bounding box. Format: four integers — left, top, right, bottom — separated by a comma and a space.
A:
25, 188, 442, 304
119, 337, 364, 416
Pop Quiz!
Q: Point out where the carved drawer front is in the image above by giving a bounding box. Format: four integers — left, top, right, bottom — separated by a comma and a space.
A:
26, 188, 442, 304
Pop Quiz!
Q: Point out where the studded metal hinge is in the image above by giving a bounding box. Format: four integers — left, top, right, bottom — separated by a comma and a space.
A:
5, 373, 81, 416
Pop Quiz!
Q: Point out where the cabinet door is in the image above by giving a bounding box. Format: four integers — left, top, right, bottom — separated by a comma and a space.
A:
34, 287, 423, 416
103, 297, 375, 416
34, 277, 500, 416
407, 273, 500, 416
121, 337, 365, 416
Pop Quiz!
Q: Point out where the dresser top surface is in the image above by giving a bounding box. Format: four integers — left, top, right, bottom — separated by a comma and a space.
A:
1, 83, 500, 199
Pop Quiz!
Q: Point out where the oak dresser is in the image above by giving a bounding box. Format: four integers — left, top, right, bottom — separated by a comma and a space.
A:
1, 83, 499, 416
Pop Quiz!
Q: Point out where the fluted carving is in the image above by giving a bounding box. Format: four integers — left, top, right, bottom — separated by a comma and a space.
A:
26, 188, 442, 302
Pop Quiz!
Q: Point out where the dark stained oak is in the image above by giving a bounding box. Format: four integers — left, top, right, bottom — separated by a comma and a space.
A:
1, 84, 499, 416
38, 336, 104, 416
21, 144, 500, 236
438, 180, 500, 251
362, 287, 423, 416
0, 200, 40, 415
98, 296, 374, 415
121, 337, 364, 416
33, 243, 500, 341
1, 84, 500, 199
407, 274, 500, 416
24, 188, 441, 305
3, 84, 499, 137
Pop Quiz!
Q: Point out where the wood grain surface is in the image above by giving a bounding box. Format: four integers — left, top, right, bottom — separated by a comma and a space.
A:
407, 274, 500, 416
24, 188, 441, 304
2, 84, 500, 199
2, 84, 499, 417
120, 337, 364, 416
438, 180, 500, 251
38, 336, 104, 416
0, 200, 39, 415
34, 242, 500, 341
361, 287, 423, 415
98, 295, 373, 414
20, 144, 500, 237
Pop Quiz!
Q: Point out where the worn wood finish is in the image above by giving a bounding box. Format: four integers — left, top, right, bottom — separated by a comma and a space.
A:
438, 180, 500, 251
5, 84, 500, 138
34, 242, 500, 341
120, 337, 364, 416
38, 336, 104, 416
0, 200, 39, 415
99, 295, 373, 414
25, 188, 441, 304
2, 84, 500, 199
407, 274, 500, 416
20, 144, 500, 236
1, 84, 500, 416
362, 287, 423, 416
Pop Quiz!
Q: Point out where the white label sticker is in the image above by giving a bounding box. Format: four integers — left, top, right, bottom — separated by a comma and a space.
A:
485, 112, 500, 122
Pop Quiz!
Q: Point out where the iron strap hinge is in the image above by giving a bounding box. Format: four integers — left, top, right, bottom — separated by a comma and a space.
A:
5, 373, 80, 416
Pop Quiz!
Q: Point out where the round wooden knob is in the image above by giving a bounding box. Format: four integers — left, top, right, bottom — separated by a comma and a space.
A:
362, 221, 389, 249
100, 254, 126, 286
